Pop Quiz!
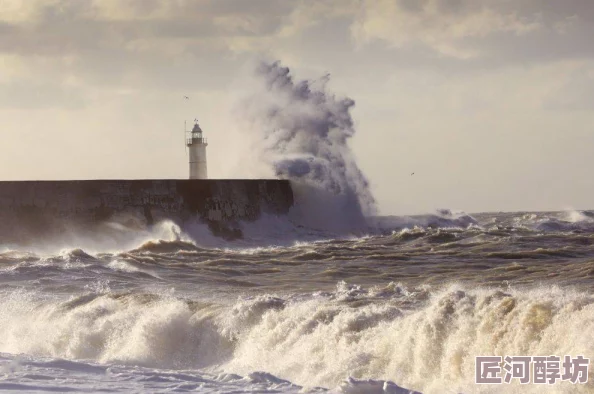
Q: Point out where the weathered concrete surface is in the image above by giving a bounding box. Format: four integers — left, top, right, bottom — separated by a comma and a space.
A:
0, 179, 293, 241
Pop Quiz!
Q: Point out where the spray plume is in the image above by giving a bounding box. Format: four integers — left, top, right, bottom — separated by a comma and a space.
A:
235, 61, 377, 230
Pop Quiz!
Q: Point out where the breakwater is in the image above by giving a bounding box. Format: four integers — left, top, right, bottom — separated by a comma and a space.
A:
0, 179, 294, 241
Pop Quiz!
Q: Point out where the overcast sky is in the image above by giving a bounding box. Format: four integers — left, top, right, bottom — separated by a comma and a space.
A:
1, 0, 593, 215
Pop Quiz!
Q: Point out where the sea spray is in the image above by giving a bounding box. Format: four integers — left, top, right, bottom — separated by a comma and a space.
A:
1, 283, 593, 393
234, 61, 377, 231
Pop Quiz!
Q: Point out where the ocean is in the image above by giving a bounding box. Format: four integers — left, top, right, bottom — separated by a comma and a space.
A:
1, 209, 593, 393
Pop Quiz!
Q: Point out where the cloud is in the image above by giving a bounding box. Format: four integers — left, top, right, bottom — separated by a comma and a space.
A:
351, 0, 594, 63
2, 0, 593, 79
0, 0, 327, 94
351, 0, 541, 58
0, 0, 296, 55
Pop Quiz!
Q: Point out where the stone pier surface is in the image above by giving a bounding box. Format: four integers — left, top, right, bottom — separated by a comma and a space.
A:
0, 179, 294, 241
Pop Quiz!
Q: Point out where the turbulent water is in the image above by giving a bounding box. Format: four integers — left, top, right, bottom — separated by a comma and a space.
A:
1, 63, 592, 393
1, 209, 594, 393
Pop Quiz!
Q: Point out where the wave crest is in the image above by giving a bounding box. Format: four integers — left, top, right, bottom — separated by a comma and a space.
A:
1, 283, 592, 392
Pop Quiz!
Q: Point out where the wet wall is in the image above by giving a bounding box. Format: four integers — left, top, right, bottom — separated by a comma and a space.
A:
0, 180, 294, 241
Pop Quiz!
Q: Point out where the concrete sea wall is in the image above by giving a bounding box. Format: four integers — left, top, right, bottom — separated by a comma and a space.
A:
0, 179, 294, 241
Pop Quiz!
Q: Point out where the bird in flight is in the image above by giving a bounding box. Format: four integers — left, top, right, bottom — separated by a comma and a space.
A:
184, 96, 189, 100
411, 172, 415, 176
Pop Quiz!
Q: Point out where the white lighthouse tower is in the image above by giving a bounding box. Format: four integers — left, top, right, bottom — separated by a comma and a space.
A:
186, 119, 208, 179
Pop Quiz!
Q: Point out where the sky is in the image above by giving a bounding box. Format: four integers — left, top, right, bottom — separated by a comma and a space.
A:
0, 0, 593, 215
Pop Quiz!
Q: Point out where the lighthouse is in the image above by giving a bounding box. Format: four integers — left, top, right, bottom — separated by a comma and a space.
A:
186, 120, 208, 179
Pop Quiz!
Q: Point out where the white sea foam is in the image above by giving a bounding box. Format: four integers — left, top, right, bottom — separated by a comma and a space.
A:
0, 283, 592, 393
